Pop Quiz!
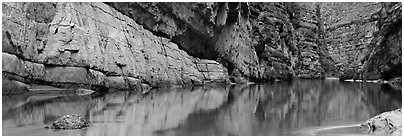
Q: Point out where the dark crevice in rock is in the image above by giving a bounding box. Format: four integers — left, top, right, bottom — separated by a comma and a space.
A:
226, 3, 240, 25
381, 63, 401, 81
254, 41, 266, 63
151, 30, 172, 40
171, 27, 218, 60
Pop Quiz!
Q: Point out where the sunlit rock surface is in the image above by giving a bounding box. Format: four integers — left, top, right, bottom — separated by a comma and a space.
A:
2, 2, 230, 94
46, 114, 89, 129
3, 2, 401, 93
360, 108, 402, 136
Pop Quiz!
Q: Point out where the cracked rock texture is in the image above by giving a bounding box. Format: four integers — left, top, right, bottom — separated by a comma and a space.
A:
2, 2, 402, 94
362, 3, 402, 81
322, 2, 402, 80
2, 2, 230, 94
360, 108, 402, 136
108, 2, 327, 82
47, 114, 90, 129
107, 2, 261, 82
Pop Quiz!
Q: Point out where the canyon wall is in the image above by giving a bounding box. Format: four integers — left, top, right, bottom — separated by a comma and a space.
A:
362, 2, 402, 80
322, 2, 402, 80
2, 2, 325, 94
108, 2, 326, 82
107, 2, 261, 83
2, 2, 230, 94
2, 2, 401, 94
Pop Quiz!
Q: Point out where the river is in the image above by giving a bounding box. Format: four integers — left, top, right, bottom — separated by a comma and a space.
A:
2, 79, 402, 136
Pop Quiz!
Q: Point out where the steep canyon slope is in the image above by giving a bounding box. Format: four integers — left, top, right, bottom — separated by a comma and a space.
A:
2, 2, 402, 94
323, 2, 402, 80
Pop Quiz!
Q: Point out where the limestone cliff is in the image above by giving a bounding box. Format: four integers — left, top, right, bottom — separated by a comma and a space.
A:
2, 2, 402, 94
107, 2, 260, 83
108, 2, 328, 82
2, 2, 230, 94
362, 2, 402, 81
322, 2, 402, 80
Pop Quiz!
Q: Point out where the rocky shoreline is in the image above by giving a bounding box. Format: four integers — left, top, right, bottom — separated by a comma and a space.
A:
360, 108, 402, 136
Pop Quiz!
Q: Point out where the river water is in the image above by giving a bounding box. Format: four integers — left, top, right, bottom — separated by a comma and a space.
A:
2, 79, 402, 136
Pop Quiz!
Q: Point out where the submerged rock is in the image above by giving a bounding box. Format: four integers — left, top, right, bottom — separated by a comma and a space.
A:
45, 114, 89, 129
359, 108, 402, 136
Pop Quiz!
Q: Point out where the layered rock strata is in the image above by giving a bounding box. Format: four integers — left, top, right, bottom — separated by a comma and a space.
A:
107, 2, 261, 82
3, 2, 329, 94
322, 2, 402, 80
3, 2, 400, 94
294, 3, 326, 79
108, 2, 329, 82
322, 2, 380, 80
362, 3, 402, 81
2, 2, 230, 94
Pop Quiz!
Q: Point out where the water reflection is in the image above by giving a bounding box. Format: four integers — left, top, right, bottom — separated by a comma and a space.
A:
2, 80, 401, 136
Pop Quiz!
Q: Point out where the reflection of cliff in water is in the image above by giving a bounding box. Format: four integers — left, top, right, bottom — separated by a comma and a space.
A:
2, 95, 94, 128
2, 86, 232, 135
159, 80, 401, 135
86, 86, 230, 135
2, 80, 401, 136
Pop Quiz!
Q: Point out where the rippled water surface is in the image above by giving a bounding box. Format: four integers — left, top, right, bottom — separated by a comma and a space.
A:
2, 79, 402, 136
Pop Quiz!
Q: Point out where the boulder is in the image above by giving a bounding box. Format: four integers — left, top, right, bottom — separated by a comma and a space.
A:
359, 108, 402, 136
45, 114, 89, 129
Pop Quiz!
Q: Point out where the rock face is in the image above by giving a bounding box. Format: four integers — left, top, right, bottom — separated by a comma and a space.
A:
359, 108, 402, 136
2, 2, 401, 93
107, 2, 328, 82
322, 2, 402, 80
362, 3, 402, 80
249, 3, 297, 80
47, 114, 90, 129
322, 2, 380, 80
249, 3, 326, 80
106, 2, 401, 82
2, 2, 230, 93
294, 3, 326, 79
107, 2, 261, 82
